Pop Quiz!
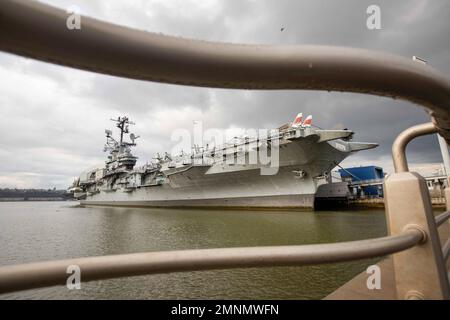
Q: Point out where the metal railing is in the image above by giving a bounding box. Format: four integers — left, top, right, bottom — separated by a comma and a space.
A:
392, 123, 440, 173
385, 122, 450, 299
0, 0, 450, 299
436, 211, 450, 228
0, 230, 423, 294
443, 239, 450, 263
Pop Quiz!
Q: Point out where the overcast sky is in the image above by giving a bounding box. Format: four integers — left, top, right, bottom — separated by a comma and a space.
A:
1, 0, 450, 189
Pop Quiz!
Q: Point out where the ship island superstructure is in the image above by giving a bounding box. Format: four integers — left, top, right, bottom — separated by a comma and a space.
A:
70, 114, 378, 209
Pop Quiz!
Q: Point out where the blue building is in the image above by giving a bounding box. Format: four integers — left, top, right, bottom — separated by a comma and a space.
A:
338, 165, 384, 197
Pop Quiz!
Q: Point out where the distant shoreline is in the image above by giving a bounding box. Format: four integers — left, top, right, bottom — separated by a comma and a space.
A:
0, 189, 74, 202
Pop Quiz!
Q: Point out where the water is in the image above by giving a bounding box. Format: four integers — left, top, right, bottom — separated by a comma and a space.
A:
0, 201, 388, 299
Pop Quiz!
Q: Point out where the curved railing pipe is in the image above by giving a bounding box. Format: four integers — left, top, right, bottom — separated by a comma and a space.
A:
1, 0, 450, 142
392, 123, 438, 173
436, 211, 450, 228
0, 230, 423, 294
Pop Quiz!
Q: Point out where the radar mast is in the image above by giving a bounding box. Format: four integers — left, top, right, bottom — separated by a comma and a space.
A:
104, 116, 140, 170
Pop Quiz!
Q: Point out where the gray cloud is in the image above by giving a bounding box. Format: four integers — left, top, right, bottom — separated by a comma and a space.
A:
0, 0, 449, 188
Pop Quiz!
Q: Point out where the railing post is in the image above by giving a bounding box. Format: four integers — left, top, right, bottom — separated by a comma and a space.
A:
446, 186, 450, 212
384, 172, 450, 299
440, 133, 450, 229
387, 122, 450, 299
443, 182, 450, 257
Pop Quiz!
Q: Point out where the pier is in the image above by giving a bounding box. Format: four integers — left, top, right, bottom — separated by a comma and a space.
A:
1, 0, 450, 300
316, 168, 449, 209
326, 223, 450, 299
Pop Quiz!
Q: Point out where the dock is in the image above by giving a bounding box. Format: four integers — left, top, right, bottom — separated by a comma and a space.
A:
348, 197, 446, 209
315, 177, 448, 209
325, 222, 450, 300
325, 258, 397, 299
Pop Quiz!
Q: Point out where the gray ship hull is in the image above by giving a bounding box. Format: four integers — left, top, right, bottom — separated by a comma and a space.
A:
80, 194, 315, 209
80, 164, 318, 208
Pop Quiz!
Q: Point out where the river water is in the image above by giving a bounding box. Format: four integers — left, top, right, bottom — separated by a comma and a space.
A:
0, 201, 388, 299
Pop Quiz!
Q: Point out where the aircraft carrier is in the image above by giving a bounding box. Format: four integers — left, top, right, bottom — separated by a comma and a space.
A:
69, 114, 377, 209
